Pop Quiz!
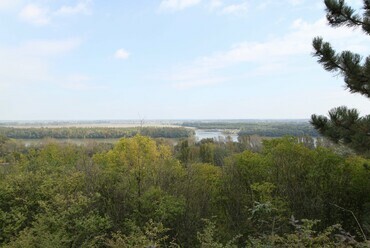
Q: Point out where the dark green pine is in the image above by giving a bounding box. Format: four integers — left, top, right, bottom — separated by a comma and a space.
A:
311, 0, 370, 157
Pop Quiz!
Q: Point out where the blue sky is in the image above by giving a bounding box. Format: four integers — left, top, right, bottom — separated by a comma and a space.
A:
0, 0, 369, 120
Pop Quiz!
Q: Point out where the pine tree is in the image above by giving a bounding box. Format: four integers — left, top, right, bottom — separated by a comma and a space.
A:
311, 0, 370, 157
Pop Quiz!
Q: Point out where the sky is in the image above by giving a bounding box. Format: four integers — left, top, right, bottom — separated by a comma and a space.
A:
0, 0, 369, 120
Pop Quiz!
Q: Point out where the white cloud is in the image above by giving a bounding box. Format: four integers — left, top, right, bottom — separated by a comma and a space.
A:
0, 0, 21, 11
208, 0, 222, 9
162, 17, 370, 89
55, 0, 92, 16
19, 4, 50, 25
61, 74, 104, 91
159, 0, 306, 14
0, 38, 101, 93
159, 0, 202, 11
19, 1, 93, 25
63, 74, 90, 89
0, 49, 50, 86
288, 0, 305, 6
173, 77, 225, 89
114, 49, 130, 60
0, 38, 81, 87
166, 64, 227, 89
199, 18, 370, 68
222, 2, 248, 15
20, 38, 82, 56
257, 0, 310, 10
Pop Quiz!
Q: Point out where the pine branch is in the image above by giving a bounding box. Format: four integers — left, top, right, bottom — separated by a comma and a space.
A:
313, 37, 370, 97
312, 37, 344, 72
311, 108, 370, 156
312, 1, 370, 156
324, 0, 366, 28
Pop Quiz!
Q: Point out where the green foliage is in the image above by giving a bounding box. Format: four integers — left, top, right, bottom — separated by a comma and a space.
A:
249, 182, 288, 236
5, 193, 111, 248
106, 220, 178, 248
197, 219, 240, 248
0, 135, 369, 246
311, 107, 370, 156
199, 142, 215, 164
268, 218, 360, 248
311, 0, 370, 157
176, 140, 190, 165
139, 187, 185, 227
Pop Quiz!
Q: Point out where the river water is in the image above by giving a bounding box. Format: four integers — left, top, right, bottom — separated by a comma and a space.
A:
194, 130, 238, 142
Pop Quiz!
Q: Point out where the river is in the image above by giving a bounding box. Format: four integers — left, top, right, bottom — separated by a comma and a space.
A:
194, 129, 238, 142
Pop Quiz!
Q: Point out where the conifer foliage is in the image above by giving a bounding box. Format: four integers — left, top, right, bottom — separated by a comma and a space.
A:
311, 0, 370, 156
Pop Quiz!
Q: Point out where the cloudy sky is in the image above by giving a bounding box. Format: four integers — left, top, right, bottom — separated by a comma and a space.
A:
0, 0, 369, 120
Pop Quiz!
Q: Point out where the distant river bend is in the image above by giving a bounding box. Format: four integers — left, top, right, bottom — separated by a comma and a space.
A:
194, 129, 238, 142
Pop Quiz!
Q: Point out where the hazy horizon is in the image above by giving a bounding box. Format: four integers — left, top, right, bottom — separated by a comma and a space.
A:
0, 118, 311, 122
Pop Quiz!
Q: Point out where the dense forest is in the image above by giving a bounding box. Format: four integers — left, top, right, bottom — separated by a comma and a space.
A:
0, 134, 369, 247
0, 127, 194, 139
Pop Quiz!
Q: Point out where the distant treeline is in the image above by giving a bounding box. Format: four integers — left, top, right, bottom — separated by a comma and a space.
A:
183, 121, 319, 137
0, 127, 194, 139
238, 123, 318, 137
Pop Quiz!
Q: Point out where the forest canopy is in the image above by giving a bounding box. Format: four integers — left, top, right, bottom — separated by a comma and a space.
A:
0, 134, 369, 247
0, 127, 194, 139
